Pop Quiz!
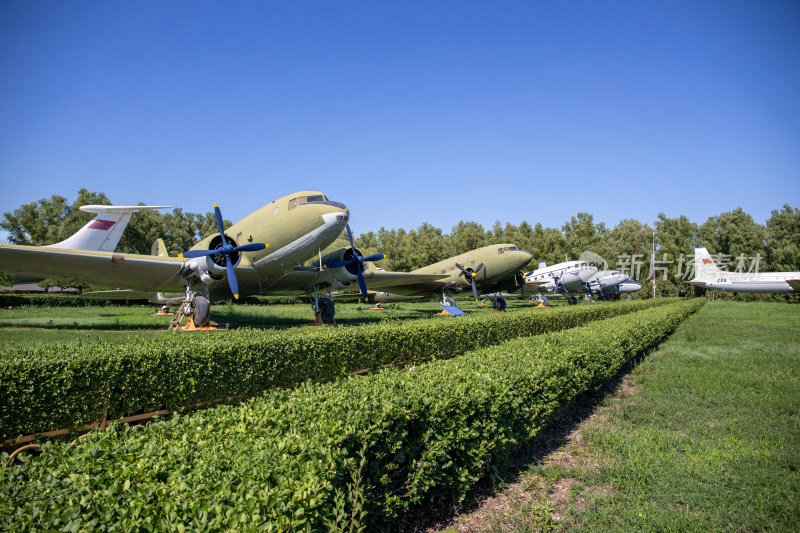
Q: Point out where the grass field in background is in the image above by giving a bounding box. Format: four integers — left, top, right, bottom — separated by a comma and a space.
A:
490, 301, 800, 532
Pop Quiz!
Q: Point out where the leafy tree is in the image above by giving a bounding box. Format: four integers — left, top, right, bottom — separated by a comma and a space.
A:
447, 221, 486, 256
562, 212, 609, 261
698, 207, 767, 271
765, 204, 800, 272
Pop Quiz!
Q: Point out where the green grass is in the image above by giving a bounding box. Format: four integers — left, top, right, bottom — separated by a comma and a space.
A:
524, 301, 800, 532
0, 297, 570, 347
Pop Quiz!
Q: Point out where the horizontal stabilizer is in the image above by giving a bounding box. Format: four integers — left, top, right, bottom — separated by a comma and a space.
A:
787, 279, 800, 292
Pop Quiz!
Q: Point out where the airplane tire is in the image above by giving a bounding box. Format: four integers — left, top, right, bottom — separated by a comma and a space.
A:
494, 297, 507, 311
319, 298, 336, 324
192, 296, 211, 327
540, 296, 548, 306
443, 296, 456, 307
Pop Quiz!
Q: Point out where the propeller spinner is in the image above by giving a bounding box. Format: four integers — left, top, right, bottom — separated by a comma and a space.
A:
323, 224, 385, 302
179, 203, 267, 299
455, 262, 484, 300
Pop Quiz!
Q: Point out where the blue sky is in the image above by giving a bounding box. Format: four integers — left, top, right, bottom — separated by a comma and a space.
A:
1, 0, 798, 242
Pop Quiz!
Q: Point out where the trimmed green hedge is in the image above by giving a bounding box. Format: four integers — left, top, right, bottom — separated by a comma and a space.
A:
1, 299, 676, 442
0, 299, 676, 442
0, 299, 704, 531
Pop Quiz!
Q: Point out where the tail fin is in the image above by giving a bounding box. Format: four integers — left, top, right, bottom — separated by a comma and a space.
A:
48, 205, 170, 252
693, 246, 721, 280
151, 238, 169, 257
538, 261, 547, 269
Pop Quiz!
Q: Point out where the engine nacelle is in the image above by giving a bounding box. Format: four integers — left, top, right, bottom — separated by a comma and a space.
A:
320, 247, 363, 290
182, 234, 242, 286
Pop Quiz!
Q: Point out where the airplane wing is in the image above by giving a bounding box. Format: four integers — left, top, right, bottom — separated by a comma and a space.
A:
786, 279, 800, 292
0, 245, 186, 292
237, 266, 448, 296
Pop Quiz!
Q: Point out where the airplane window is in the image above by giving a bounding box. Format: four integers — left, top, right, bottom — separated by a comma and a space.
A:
509, 246, 517, 251
288, 198, 297, 210
272, 207, 278, 216
471, 260, 476, 266
450, 266, 455, 271
441, 269, 446, 274
297, 196, 307, 205
498, 249, 504, 255
307, 195, 325, 202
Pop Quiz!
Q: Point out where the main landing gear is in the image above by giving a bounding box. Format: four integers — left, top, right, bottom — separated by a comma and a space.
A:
309, 286, 337, 325
169, 284, 214, 331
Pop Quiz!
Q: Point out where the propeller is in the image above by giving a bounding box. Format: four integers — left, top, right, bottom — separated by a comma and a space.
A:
552, 273, 566, 294
455, 262, 484, 300
515, 271, 527, 299
179, 203, 267, 299
323, 224, 385, 302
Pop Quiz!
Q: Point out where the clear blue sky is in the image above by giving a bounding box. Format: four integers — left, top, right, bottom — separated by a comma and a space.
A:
1, 0, 798, 242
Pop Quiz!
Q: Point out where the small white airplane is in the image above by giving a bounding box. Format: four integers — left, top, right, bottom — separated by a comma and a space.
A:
9, 204, 170, 282
586, 270, 642, 299
522, 260, 598, 305
687, 246, 800, 293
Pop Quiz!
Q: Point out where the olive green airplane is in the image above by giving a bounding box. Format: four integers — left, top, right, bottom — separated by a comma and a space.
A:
347, 244, 536, 311
0, 191, 445, 326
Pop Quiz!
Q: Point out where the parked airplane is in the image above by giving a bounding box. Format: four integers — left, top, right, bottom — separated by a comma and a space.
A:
687, 246, 800, 293
522, 260, 598, 305
8, 204, 170, 282
350, 244, 534, 311
514, 261, 642, 305
0, 191, 444, 326
586, 270, 642, 299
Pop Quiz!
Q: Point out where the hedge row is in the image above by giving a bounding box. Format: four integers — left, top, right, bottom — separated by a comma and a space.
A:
0, 299, 704, 531
0, 299, 676, 443
0, 299, 676, 442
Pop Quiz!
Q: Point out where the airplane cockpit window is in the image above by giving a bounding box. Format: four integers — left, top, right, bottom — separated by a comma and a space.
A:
509, 246, 517, 251
289, 194, 329, 209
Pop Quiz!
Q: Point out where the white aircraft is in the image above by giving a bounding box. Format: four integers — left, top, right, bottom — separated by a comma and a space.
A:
9, 204, 170, 282
522, 260, 598, 305
687, 246, 800, 293
586, 270, 642, 299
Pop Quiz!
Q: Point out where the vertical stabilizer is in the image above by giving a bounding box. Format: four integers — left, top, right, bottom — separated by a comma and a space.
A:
48, 205, 171, 252
151, 238, 169, 257
538, 261, 547, 270
693, 246, 721, 281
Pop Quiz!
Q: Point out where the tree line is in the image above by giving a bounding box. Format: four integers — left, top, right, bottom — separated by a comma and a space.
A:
2, 189, 798, 296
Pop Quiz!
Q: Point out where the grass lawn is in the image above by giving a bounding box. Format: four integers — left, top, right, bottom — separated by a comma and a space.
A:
440, 301, 799, 532
531, 301, 800, 532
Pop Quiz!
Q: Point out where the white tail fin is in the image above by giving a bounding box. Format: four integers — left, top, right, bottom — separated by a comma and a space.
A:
693, 246, 721, 280
48, 205, 171, 252
538, 261, 547, 269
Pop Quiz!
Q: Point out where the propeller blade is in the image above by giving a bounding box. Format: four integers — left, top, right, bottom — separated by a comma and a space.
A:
362, 253, 385, 263
344, 224, 357, 253
214, 203, 226, 237
455, 263, 467, 275
356, 269, 369, 302
474, 262, 485, 274
180, 249, 218, 259
471, 278, 478, 300
225, 253, 239, 299
233, 243, 267, 253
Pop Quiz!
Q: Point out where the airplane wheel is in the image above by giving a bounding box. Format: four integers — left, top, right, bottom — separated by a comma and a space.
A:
540, 297, 548, 306
494, 297, 507, 311
319, 298, 336, 324
443, 296, 456, 307
192, 296, 211, 326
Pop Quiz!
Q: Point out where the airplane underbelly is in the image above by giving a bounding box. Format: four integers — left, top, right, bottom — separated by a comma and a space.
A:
707, 281, 794, 293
